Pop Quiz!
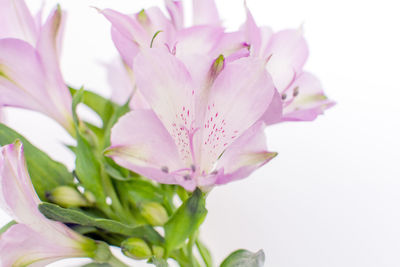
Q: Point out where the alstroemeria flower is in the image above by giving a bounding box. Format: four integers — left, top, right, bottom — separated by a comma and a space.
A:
0, 141, 96, 266
242, 7, 334, 123
0, 4, 74, 133
106, 48, 279, 191
100, 0, 242, 109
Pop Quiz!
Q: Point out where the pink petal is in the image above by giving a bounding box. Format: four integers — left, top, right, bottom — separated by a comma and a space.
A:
199, 57, 275, 172
104, 58, 135, 106
192, 0, 221, 26
0, 39, 48, 114
0, 0, 38, 44
260, 89, 283, 125
111, 27, 140, 68
0, 142, 93, 263
282, 72, 335, 121
107, 110, 183, 185
164, 0, 184, 29
101, 8, 150, 47
0, 142, 41, 224
264, 29, 309, 91
215, 121, 277, 185
133, 48, 196, 165
36, 7, 73, 131
0, 224, 86, 267
175, 25, 225, 60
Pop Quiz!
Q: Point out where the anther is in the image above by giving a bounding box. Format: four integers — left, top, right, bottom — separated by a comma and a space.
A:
183, 175, 191, 181
161, 166, 169, 173
281, 93, 287, 100
293, 86, 299, 97
191, 164, 196, 172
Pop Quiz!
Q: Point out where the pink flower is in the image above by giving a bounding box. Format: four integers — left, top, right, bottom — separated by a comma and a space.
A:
0, 141, 95, 266
106, 48, 279, 191
100, 0, 231, 108
0, 4, 74, 133
242, 7, 335, 123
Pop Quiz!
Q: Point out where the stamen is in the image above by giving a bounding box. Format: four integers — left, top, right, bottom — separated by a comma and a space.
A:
191, 164, 196, 172
281, 93, 287, 100
161, 166, 169, 173
293, 86, 299, 97
183, 175, 191, 181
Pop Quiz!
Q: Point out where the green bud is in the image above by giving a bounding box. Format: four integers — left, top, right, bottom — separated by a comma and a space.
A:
84, 190, 96, 204
140, 202, 169, 226
46, 186, 90, 208
152, 245, 165, 258
121, 238, 152, 260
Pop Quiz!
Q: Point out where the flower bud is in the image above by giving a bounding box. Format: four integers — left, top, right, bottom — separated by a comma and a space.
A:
140, 202, 169, 226
152, 245, 165, 258
46, 186, 90, 208
121, 238, 152, 260
84, 190, 96, 205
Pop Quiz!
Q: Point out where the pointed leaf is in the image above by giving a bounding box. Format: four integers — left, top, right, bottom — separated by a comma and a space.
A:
39, 202, 164, 245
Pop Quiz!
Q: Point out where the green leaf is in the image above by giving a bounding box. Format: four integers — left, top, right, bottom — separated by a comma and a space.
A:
220, 249, 265, 267
70, 87, 115, 125
149, 257, 168, 267
72, 89, 107, 207
39, 202, 164, 245
118, 179, 164, 204
164, 188, 207, 254
0, 221, 16, 235
0, 124, 74, 199
196, 240, 213, 267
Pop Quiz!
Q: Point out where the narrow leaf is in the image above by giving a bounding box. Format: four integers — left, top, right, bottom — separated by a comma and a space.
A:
39, 202, 164, 245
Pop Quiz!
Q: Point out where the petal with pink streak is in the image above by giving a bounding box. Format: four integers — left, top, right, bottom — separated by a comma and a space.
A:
0, 0, 38, 44
265, 29, 309, 91
107, 110, 183, 185
192, 0, 221, 26
282, 72, 335, 121
133, 48, 196, 165
199, 57, 275, 172
215, 121, 277, 185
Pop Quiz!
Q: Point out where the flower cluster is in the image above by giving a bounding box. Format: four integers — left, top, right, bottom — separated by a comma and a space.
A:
0, 0, 333, 266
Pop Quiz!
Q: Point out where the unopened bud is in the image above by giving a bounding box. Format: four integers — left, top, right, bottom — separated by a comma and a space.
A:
121, 238, 152, 260
84, 190, 96, 204
47, 186, 90, 208
152, 245, 165, 258
140, 202, 169, 226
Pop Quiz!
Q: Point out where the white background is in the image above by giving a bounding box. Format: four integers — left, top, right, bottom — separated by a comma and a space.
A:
1, 0, 400, 266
